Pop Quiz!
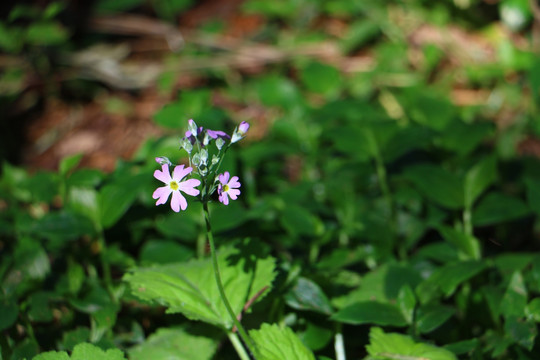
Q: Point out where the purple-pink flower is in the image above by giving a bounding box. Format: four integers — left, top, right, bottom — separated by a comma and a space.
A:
217, 171, 241, 205
153, 164, 201, 212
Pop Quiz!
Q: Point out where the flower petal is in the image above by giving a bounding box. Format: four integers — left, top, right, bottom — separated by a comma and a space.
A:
219, 172, 230, 185
228, 176, 241, 189
154, 164, 172, 183
170, 190, 188, 212
173, 165, 192, 181
152, 186, 172, 205
179, 178, 201, 196
219, 191, 229, 205
228, 188, 241, 200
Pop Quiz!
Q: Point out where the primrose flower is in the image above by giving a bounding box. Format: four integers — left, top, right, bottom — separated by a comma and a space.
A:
153, 164, 200, 212
217, 171, 241, 205
231, 121, 250, 143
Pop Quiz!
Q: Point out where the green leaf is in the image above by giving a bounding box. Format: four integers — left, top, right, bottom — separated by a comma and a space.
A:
443, 338, 479, 356
416, 304, 455, 334
500, 271, 527, 318
27, 291, 54, 322
437, 226, 480, 260
504, 316, 537, 351
129, 327, 218, 360
331, 301, 407, 327
280, 205, 324, 237
29, 210, 95, 241
13, 339, 39, 360
472, 192, 530, 226
152, 90, 211, 128
152, 102, 185, 129
284, 277, 333, 315
397, 285, 416, 324
404, 164, 464, 209
437, 121, 493, 156
255, 75, 301, 108
416, 261, 486, 304
300, 322, 333, 351
124, 243, 275, 328
61, 327, 90, 352
59, 153, 83, 177
299, 61, 342, 97
0, 299, 18, 331
405, 90, 456, 131
464, 156, 497, 208
139, 240, 194, 265
26, 21, 69, 46
34, 351, 70, 360
250, 323, 315, 360
326, 126, 378, 161
68, 187, 100, 230
155, 212, 198, 240
526, 298, 540, 322
332, 264, 421, 308
366, 327, 457, 360
71, 343, 126, 360
99, 173, 150, 229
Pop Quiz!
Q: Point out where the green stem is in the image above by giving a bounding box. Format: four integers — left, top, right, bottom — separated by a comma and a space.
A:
202, 202, 258, 360
228, 332, 251, 360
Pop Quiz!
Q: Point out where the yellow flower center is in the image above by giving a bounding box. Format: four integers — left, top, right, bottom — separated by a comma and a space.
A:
223, 184, 229, 192
169, 181, 179, 190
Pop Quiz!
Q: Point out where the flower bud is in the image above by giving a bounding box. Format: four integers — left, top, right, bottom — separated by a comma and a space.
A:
181, 138, 193, 153
188, 119, 198, 136
231, 121, 250, 143
216, 137, 225, 150
155, 156, 172, 166
192, 152, 201, 166
200, 148, 208, 165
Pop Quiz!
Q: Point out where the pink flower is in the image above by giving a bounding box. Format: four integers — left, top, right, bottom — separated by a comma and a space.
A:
152, 164, 200, 212
217, 172, 241, 205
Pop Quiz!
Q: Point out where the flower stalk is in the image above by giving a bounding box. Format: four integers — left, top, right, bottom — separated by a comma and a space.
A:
203, 202, 258, 360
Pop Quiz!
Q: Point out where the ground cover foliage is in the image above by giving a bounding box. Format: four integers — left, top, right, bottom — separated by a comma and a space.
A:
2, 0, 540, 359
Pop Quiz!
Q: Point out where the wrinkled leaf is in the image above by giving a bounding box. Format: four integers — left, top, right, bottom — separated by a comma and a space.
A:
250, 323, 315, 360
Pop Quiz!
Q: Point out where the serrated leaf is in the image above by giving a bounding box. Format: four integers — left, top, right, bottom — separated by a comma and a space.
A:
71, 343, 126, 360
33, 351, 70, 360
124, 243, 275, 328
331, 301, 407, 327
284, 277, 333, 315
129, 327, 218, 360
366, 327, 457, 360
250, 323, 315, 360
